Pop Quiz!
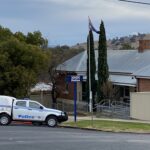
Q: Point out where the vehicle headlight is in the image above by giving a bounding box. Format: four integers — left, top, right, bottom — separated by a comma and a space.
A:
61, 112, 65, 116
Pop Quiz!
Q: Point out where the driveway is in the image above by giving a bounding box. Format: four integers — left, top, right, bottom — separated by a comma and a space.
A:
0, 125, 150, 150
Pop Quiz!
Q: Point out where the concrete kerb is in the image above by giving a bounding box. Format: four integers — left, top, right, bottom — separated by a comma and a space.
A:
60, 125, 150, 134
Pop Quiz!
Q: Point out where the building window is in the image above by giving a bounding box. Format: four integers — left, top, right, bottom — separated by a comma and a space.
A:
64, 82, 69, 94
120, 86, 130, 98
29, 102, 41, 109
66, 82, 69, 91
120, 87, 124, 97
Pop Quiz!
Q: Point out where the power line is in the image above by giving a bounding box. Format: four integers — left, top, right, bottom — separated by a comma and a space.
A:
119, 0, 150, 5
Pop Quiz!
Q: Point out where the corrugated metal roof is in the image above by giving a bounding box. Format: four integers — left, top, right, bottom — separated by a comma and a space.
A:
57, 50, 150, 76
134, 65, 150, 78
57, 51, 87, 72
110, 75, 136, 87
109, 50, 150, 74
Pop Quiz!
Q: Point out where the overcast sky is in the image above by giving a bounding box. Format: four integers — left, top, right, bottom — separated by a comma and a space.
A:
1, 0, 150, 46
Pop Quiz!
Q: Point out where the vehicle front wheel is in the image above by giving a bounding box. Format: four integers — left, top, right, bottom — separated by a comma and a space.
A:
0, 114, 11, 125
46, 116, 57, 127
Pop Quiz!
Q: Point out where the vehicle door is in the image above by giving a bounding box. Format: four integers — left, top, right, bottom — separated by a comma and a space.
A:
13, 100, 29, 120
27, 101, 46, 121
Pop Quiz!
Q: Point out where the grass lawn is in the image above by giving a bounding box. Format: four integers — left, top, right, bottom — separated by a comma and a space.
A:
62, 120, 150, 133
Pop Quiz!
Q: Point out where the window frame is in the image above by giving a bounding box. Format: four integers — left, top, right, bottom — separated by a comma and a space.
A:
15, 101, 27, 107
29, 101, 42, 109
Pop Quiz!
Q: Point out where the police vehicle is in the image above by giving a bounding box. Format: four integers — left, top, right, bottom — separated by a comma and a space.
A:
0, 96, 68, 127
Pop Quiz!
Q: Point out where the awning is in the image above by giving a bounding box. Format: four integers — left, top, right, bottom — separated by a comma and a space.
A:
83, 74, 137, 87
110, 75, 136, 87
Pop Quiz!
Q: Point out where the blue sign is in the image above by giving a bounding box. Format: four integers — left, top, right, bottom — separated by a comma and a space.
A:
66, 75, 83, 82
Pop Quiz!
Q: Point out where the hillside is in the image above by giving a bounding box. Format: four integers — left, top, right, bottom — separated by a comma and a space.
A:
72, 33, 150, 50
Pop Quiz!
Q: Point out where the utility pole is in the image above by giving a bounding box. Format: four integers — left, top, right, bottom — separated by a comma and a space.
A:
88, 30, 93, 113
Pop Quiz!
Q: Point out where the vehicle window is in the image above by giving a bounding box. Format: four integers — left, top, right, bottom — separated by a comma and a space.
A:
29, 102, 41, 109
16, 101, 26, 107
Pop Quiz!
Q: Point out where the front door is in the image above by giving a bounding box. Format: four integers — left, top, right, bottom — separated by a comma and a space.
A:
27, 101, 45, 121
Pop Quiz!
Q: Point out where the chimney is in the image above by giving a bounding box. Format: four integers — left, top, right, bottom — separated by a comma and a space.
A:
138, 36, 150, 53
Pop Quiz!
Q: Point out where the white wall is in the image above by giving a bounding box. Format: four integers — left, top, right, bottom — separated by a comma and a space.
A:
131, 92, 150, 121
77, 82, 82, 101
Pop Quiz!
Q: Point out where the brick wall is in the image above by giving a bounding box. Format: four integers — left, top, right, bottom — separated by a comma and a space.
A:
137, 78, 150, 92
56, 73, 75, 100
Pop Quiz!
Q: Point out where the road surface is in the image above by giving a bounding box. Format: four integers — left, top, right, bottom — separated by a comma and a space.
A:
0, 125, 150, 150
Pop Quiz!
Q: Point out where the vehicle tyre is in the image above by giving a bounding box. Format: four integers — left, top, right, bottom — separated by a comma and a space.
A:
46, 116, 57, 127
0, 114, 11, 125
32, 121, 42, 126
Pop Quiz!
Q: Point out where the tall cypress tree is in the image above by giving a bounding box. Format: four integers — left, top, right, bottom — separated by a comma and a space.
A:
97, 21, 109, 102
86, 30, 96, 107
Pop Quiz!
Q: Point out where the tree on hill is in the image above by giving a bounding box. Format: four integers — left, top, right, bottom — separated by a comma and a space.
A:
0, 26, 13, 41
120, 43, 134, 50
97, 21, 109, 102
14, 32, 26, 42
86, 30, 96, 108
26, 31, 48, 49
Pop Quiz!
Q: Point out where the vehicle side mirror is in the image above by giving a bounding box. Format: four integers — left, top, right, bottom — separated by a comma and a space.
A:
40, 106, 43, 109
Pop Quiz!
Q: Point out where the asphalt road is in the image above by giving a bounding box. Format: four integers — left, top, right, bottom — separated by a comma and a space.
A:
0, 125, 150, 150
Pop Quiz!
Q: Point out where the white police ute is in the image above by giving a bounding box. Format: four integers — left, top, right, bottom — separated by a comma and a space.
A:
0, 95, 68, 127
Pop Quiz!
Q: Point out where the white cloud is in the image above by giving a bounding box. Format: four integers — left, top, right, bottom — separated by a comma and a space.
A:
1, 0, 150, 45
14, 0, 150, 21
26, 0, 149, 25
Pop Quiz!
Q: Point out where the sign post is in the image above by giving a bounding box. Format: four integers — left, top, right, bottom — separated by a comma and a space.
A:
66, 75, 83, 122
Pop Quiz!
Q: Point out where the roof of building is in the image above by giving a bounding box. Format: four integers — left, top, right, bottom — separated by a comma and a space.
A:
57, 49, 150, 86
134, 65, 150, 79
142, 34, 150, 40
110, 75, 136, 87
83, 74, 136, 87
30, 82, 52, 92
57, 50, 150, 75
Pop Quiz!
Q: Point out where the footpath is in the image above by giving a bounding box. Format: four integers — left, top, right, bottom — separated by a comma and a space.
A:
68, 115, 150, 124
